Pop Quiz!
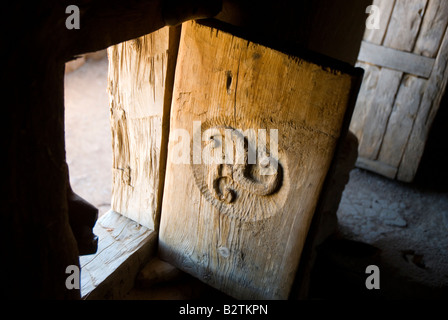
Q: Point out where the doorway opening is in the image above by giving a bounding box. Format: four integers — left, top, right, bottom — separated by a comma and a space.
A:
64, 50, 111, 218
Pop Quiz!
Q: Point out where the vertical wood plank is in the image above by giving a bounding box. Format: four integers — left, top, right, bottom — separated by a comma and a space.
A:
357, 68, 403, 159
363, 0, 397, 45
383, 0, 428, 52
107, 27, 180, 229
398, 27, 448, 181
413, 0, 448, 58
158, 21, 361, 299
377, 75, 427, 169
349, 62, 381, 139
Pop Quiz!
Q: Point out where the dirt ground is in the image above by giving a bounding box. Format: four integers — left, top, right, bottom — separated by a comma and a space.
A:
64, 53, 112, 217
331, 168, 448, 299
64, 55, 448, 299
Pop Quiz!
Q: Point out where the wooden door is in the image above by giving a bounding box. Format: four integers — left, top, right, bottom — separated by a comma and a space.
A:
351, 0, 448, 182
157, 21, 362, 299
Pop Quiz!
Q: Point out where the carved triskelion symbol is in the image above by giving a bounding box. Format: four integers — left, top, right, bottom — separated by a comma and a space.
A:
191, 124, 286, 222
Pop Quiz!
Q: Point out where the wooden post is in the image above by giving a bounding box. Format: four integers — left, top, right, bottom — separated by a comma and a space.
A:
107, 26, 181, 230
158, 21, 362, 299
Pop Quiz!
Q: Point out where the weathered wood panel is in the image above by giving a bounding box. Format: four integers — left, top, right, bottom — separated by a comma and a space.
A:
107, 27, 180, 229
158, 21, 361, 299
351, 0, 448, 182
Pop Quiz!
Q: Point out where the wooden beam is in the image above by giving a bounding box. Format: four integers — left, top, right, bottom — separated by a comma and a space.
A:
80, 210, 157, 299
357, 41, 435, 78
356, 157, 398, 179
65, 0, 222, 58
107, 26, 181, 230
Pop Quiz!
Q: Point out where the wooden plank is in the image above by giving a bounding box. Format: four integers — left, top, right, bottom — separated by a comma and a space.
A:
350, 62, 381, 140
357, 68, 403, 159
383, 0, 428, 52
158, 21, 361, 300
357, 41, 435, 78
107, 27, 180, 229
413, 0, 448, 58
398, 27, 448, 182
378, 75, 427, 169
80, 210, 157, 299
363, 0, 397, 45
356, 157, 398, 179
65, 0, 222, 57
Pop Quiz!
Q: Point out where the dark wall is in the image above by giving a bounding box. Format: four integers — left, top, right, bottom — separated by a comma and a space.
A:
216, 0, 372, 65
415, 84, 448, 192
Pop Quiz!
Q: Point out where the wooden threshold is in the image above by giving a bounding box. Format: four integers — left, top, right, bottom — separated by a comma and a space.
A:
79, 210, 157, 299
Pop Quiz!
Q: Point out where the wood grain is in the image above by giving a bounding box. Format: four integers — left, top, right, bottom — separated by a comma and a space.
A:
357, 68, 403, 159
413, 0, 448, 58
356, 156, 398, 179
363, 0, 397, 45
383, 0, 427, 52
107, 27, 180, 229
158, 21, 361, 299
80, 210, 157, 299
378, 75, 426, 170
349, 62, 381, 140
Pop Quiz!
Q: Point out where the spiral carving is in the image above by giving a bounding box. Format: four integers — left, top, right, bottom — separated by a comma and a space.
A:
191, 124, 285, 222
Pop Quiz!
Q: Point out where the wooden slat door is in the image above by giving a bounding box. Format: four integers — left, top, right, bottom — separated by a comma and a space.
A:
157, 21, 362, 299
351, 0, 448, 182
